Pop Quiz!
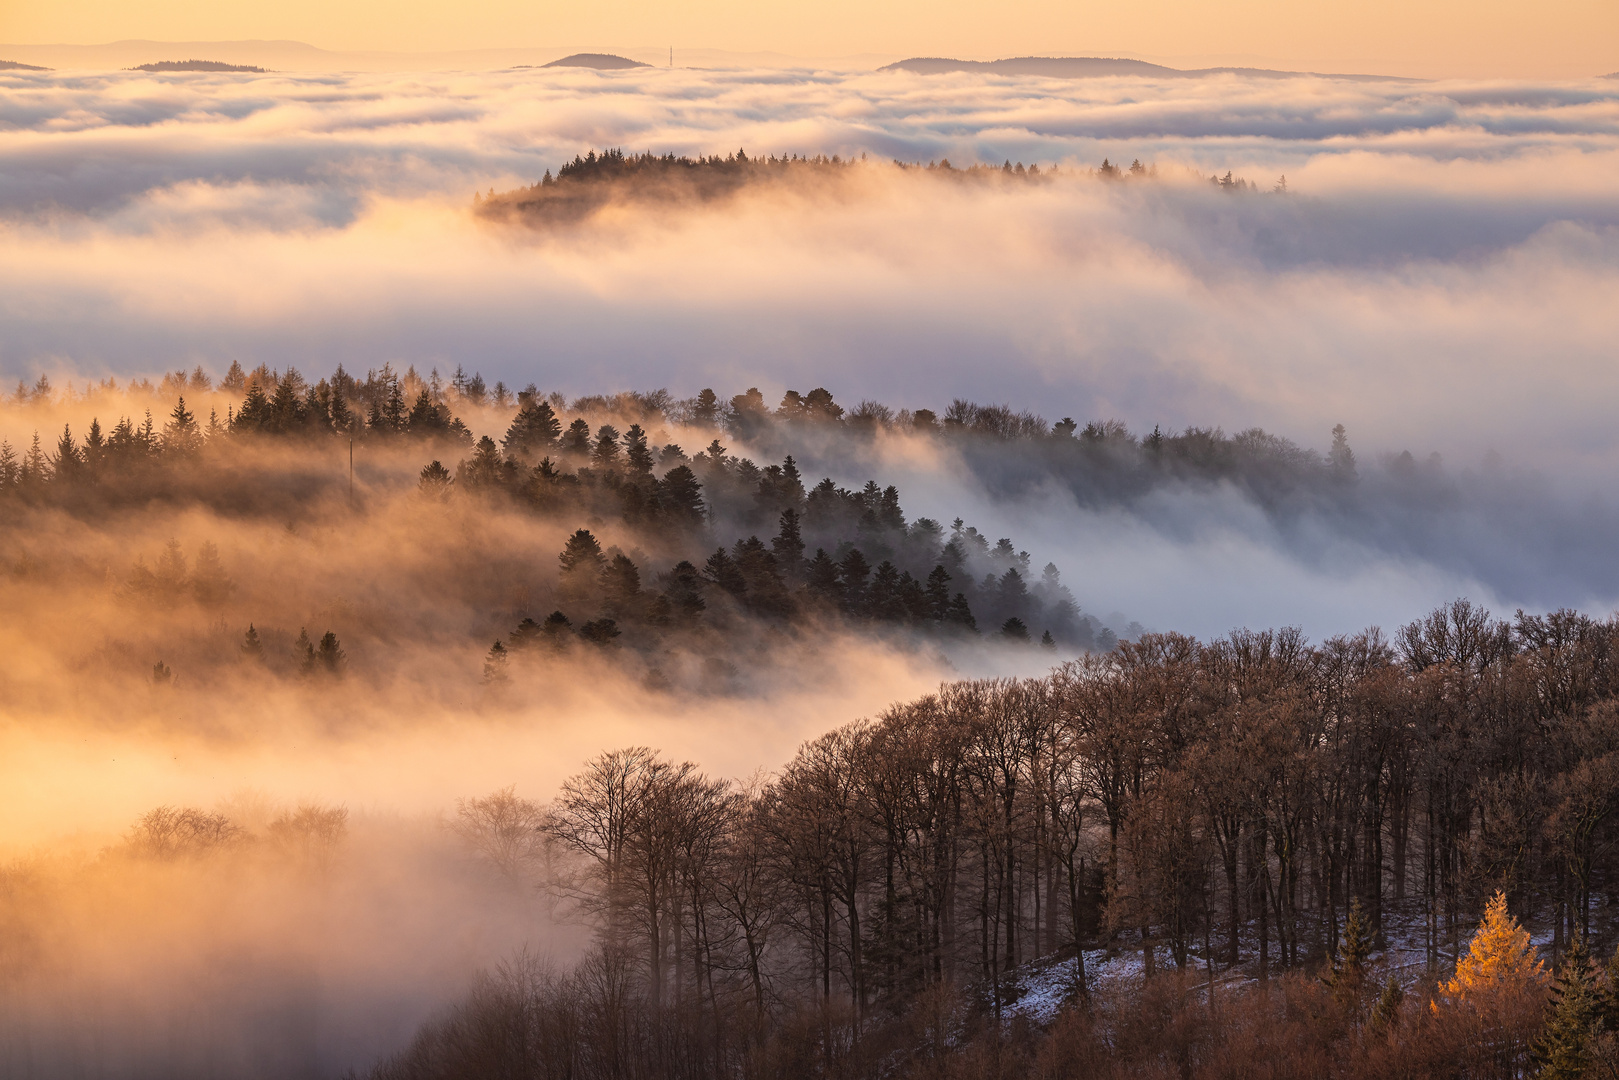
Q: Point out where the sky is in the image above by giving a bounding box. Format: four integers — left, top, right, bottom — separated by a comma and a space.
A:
1, 0, 1616, 78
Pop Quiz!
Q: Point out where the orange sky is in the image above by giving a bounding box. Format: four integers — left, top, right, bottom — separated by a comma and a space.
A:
1, 0, 1614, 78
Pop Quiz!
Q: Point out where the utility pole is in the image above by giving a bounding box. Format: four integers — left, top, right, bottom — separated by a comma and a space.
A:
349, 438, 354, 506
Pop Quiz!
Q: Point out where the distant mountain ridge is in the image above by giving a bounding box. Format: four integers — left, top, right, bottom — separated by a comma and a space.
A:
0, 59, 48, 70
880, 55, 1418, 81
542, 53, 649, 70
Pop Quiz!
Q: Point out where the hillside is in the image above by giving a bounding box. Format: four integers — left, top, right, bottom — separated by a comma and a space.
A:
130, 59, 267, 72
542, 52, 649, 70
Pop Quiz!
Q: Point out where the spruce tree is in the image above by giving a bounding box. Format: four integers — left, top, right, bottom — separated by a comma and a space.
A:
295, 628, 316, 674
1536, 939, 1598, 1080
482, 641, 510, 683
806, 549, 841, 602
241, 624, 265, 662
540, 611, 573, 648
622, 424, 654, 477
1329, 898, 1373, 1010
317, 631, 345, 675
1369, 974, 1404, 1035
162, 396, 202, 456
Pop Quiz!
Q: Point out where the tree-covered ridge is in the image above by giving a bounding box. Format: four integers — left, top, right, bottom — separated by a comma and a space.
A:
474, 147, 1059, 225
0, 368, 1144, 693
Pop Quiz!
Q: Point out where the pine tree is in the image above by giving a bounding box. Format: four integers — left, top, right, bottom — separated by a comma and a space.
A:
659, 561, 706, 621
1041, 630, 1057, 650
561, 419, 592, 457
772, 508, 806, 573
602, 553, 642, 615
591, 425, 621, 470
50, 424, 81, 485
1441, 890, 1545, 1004
163, 396, 203, 455
1370, 974, 1405, 1035
1536, 939, 1598, 1080
501, 398, 560, 462
1329, 898, 1373, 1010
692, 388, 720, 427
1001, 617, 1031, 642
948, 592, 978, 632
21, 432, 47, 487
241, 624, 265, 662
317, 631, 346, 675
0, 441, 19, 490
192, 541, 233, 605
295, 628, 316, 674
330, 389, 356, 434
1329, 423, 1358, 483
483, 641, 510, 683
508, 618, 543, 652
540, 610, 573, 648
559, 529, 606, 574
658, 465, 705, 526
235, 382, 272, 431
622, 424, 654, 477
704, 547, 747, 597
806, 549, 841, 602
925, 565, 953, 620
839, 548, 871, 612
579, 618, 622, 646
419, 460, 453, 495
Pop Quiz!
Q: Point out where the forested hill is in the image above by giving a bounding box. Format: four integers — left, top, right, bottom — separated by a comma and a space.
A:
2, 363, 1578, 695
475, 148, 1060, 225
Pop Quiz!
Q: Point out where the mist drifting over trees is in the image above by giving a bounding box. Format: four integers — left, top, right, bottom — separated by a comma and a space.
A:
4, 53, 1619, 1080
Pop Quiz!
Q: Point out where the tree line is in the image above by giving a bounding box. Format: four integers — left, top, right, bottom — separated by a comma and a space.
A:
378, 599, 1619, 1079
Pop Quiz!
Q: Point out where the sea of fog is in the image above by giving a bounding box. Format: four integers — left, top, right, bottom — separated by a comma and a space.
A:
2, 64, 1618, 638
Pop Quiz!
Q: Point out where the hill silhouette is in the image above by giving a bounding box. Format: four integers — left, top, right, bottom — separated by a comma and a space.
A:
542, 53, 649, 70
881, 55, 1414, 81
130, 59, 266, 72
0, 59, 49, 70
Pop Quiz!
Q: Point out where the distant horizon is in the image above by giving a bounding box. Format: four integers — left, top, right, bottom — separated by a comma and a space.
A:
5, 37, 1616, 80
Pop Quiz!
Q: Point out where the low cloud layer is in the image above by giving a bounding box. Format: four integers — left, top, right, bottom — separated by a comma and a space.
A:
3, 65, 1618, 638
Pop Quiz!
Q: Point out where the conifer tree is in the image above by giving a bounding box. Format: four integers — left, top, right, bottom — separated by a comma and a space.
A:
295, 628, 316, 674
0, 441, 18, 490
1329, 898, 1373, 1010
501, 398, 560, 462
21, 432, 47, 487
50, 425, 81, 484
658, 465, 705, 526
483, 641, 510, 683
317, 631, 345, 675
540, 610, 573, 648
559, 529, 606, 575
1536, 939, 1598, 1080
241, 624, 265, 662
661, 561, 706, 620
1370, 974, 1405, 1035
1441, 891, 1545, 1003
622, 424, 654, 477
692, 388, 720, 427
591, 425, 621, 470
806, 549, 841, 602
561, 419, 592, 457
772, 508, 806, 573
162, 397, 203, 455
704, 547, 746, 598
419, 460, 452, 495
